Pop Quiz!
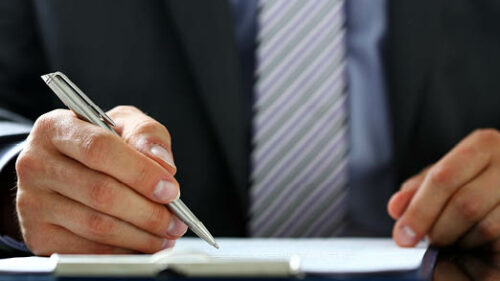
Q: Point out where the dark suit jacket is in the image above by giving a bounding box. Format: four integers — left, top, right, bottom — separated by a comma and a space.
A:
1, 0, 500, 237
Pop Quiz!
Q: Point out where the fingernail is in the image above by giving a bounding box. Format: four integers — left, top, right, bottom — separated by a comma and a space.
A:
161, 239, 176, 249
397, 225, 417, 246
150, 144, 176, 168
153, 180, 179, 202
167, 216, 188, 237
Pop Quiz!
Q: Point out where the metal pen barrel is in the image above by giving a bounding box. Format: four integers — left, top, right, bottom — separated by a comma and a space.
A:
168, 200, 218, 248
41, 72, 218, 249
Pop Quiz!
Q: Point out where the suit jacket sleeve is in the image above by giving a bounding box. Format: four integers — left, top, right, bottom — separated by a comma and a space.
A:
0, 0, 55, 256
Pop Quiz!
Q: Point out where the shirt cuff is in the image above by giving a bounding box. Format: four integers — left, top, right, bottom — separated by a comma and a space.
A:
0, 235, 31, 257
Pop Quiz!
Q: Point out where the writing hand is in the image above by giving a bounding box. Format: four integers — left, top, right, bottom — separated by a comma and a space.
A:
16, 106, 187, 256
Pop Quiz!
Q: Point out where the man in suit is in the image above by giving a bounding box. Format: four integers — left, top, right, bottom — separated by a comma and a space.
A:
1, 0, 500, 256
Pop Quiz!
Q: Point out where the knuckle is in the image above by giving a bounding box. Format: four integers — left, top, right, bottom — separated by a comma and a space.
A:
32, 112, 55, 135
473, 129, 500, 144
89, 177, 117, 211
143, 205, 169, 234
110, 105, 141, 115
455, 196, 482, 221
16, 191, 35, 214
86, 213, 116, 240
81, 132, 113, 167
428, 164, 453, 187
107, 105, 143, 120
31, 109, 68, 137
455, 144, 477, 159
130, 162, 152, 191
135, 119, 169, 137
15, 151, 41, 181
477, 218, 500, 240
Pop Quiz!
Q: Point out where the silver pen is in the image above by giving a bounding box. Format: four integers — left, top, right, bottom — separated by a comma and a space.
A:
41, 71, 219, 249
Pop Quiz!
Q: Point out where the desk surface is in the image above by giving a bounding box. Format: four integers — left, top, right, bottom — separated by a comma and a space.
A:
0, 249, 497, 281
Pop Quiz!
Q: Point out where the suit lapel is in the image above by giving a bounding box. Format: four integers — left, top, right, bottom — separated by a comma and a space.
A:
386, 0, 438, 183
166, 0, 249, 209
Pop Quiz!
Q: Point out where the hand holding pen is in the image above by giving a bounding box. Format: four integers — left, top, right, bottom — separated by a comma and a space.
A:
14, 72, 216, 256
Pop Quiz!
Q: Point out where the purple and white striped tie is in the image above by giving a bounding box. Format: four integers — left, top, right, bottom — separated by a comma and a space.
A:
249, 0, 349, 237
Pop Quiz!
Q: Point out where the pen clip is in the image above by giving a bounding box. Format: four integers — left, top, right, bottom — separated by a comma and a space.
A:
44, 72, 116, 127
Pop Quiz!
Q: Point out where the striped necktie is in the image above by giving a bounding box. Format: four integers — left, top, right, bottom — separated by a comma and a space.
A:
249, 0, 349, 237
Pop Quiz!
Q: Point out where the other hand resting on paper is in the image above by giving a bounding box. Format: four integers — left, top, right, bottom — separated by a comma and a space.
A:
15, 106, 187, 256
388, 129, 500, 251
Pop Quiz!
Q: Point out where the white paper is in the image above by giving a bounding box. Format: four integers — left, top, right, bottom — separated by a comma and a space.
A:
0, 238, 428, 275
0, 256, 56, 273
175, 238, 428, 274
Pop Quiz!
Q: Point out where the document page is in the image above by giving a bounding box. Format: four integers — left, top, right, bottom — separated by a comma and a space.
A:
175, 238, 428, 274
0, 238, 428, 275
0, 256, 56, 273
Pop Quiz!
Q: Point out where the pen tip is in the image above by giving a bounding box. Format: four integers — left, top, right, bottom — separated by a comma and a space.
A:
213, 242, 219, 249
